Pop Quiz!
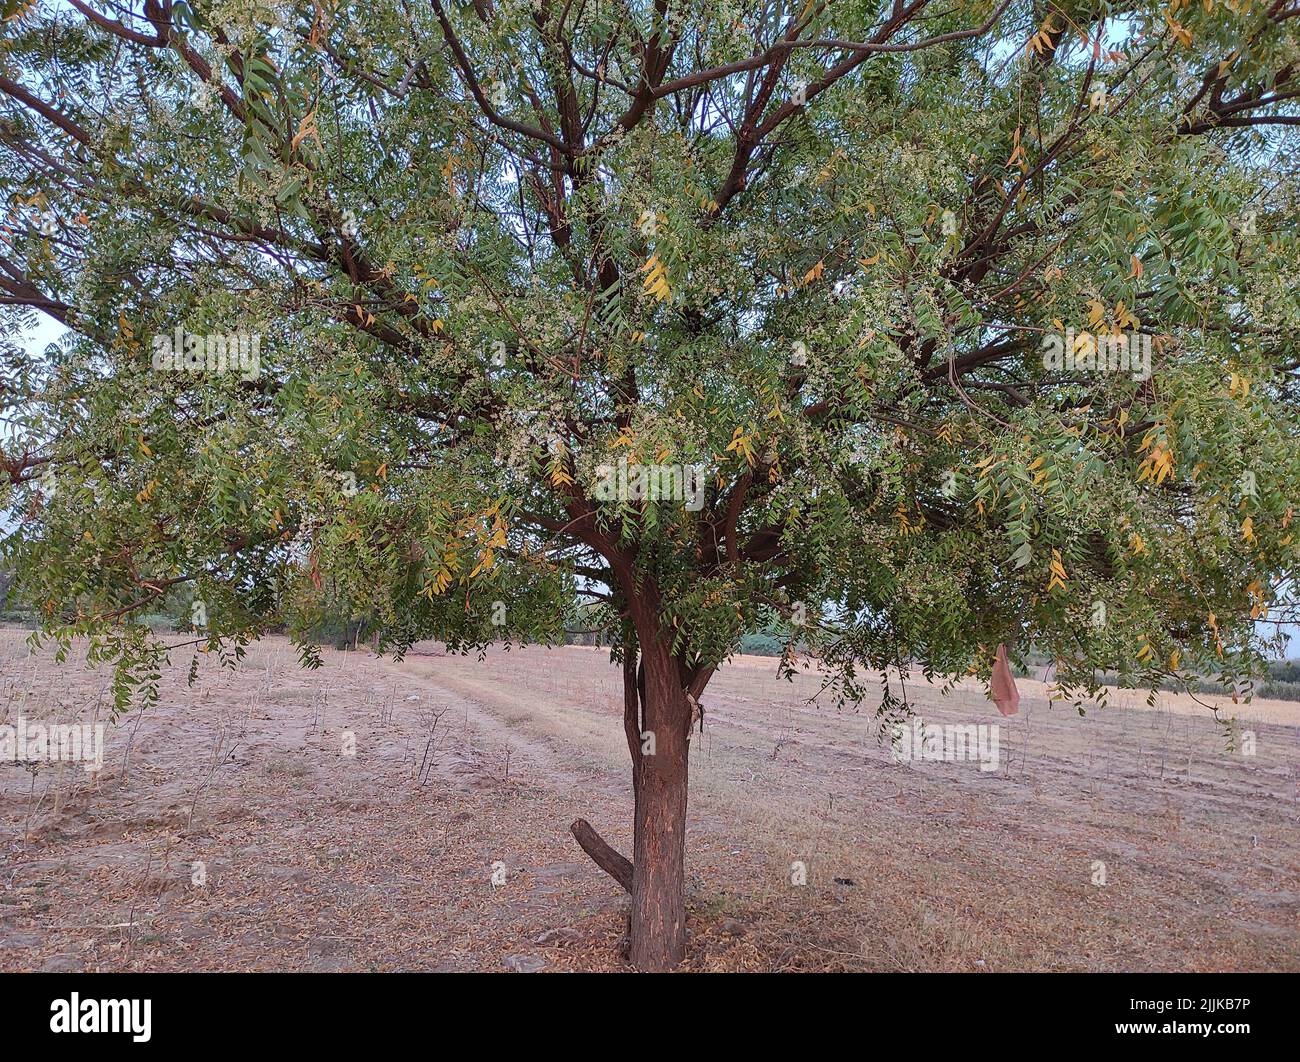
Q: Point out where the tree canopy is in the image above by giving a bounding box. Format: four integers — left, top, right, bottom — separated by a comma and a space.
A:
2, 0, 1298, 718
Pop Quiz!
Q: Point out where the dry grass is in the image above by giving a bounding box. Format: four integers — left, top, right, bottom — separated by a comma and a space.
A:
1, 630, 1296, 971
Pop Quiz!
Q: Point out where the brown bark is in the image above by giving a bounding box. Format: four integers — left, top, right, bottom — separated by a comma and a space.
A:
627, 631, 691, 971
568, 566, 697, 970
623, 650, 643, 790
570, 819, 633, 892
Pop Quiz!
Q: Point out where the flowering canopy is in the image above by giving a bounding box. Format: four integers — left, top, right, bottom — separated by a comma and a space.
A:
1, 0, 1297, 723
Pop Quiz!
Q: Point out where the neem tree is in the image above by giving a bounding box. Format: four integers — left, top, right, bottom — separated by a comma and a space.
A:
2, 0, 1298, 968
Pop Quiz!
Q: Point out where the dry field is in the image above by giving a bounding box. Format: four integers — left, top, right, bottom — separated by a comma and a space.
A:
1, 626, 1297, 972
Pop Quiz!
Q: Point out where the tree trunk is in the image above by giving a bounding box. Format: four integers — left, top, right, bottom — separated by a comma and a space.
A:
569, 574, 698, 970
627, 636, 691, 971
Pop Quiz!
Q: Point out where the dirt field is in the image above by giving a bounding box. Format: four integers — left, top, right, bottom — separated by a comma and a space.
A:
1, 627, 1297, 972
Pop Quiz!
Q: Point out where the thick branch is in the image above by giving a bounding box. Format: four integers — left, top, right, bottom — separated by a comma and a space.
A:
570, 819, 633, 892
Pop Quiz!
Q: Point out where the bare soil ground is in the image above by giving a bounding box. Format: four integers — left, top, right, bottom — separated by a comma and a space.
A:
1, 628, 1296, 971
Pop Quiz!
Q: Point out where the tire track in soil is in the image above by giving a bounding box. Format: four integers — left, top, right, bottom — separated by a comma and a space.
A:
396, 654, 627, 801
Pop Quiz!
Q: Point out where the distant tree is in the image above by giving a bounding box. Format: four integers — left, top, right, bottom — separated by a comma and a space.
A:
2, 0, 1298, 968
739, 631, 785, 656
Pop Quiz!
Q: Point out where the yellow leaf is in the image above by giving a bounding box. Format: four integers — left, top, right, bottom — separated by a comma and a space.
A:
725, 427, 757, 467
1047, 548, 1068, 591
1137, 441, 1174, 485
1164, 9, 1194, 47
641, 255, 672, 302
291, 108, 318, 152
